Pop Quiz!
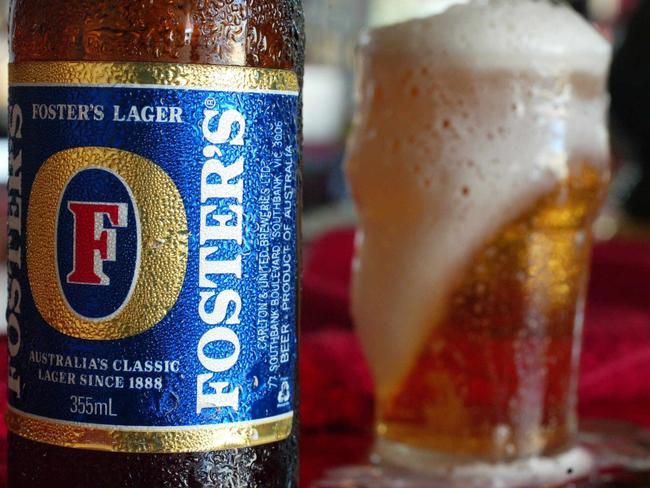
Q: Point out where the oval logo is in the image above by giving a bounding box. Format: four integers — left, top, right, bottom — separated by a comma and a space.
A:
28, 147, 188, 340
56, 168, 140, 321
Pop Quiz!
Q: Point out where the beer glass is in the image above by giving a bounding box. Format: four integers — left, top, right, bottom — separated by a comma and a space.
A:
345, 0, 612, 478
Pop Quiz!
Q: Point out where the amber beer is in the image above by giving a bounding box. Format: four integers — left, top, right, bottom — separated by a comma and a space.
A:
8, 1, 303, 487
346, 0, 610, 466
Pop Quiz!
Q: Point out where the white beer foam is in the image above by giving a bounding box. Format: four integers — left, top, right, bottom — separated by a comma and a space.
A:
319, 445, 595, 487
346, 0, 611, 398
366, 0, 610, 76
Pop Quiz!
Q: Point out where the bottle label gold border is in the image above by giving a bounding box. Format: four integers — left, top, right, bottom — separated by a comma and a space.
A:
9, 61, 299, 94
7, 408, 294, 453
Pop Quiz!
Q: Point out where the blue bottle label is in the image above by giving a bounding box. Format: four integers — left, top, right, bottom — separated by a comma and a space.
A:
7, 62, 300, 453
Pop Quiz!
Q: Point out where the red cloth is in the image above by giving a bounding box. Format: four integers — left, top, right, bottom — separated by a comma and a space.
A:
301, 229, 650, 432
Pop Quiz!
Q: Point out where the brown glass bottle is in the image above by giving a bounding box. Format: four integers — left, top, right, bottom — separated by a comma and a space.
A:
8, 1, 303, 487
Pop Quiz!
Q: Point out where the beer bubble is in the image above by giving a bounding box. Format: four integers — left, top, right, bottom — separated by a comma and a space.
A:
493, 424, 512, 447
475, 283, 486, 296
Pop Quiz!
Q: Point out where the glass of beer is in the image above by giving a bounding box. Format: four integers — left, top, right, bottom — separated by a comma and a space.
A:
345, 0, 612, 477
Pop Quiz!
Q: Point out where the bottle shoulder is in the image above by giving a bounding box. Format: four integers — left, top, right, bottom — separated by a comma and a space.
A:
10, 0, 304, 71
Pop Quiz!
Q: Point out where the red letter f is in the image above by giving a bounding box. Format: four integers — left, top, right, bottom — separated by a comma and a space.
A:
66, 202, 128, 286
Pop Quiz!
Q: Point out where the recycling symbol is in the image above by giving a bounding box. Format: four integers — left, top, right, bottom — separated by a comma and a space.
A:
278, 381, 291, 404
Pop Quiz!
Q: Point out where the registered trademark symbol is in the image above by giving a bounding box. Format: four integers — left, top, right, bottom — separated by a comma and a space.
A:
204, 97, 216, 109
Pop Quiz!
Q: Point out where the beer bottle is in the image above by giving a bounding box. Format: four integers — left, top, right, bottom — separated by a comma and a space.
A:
7, 1, 304, 487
